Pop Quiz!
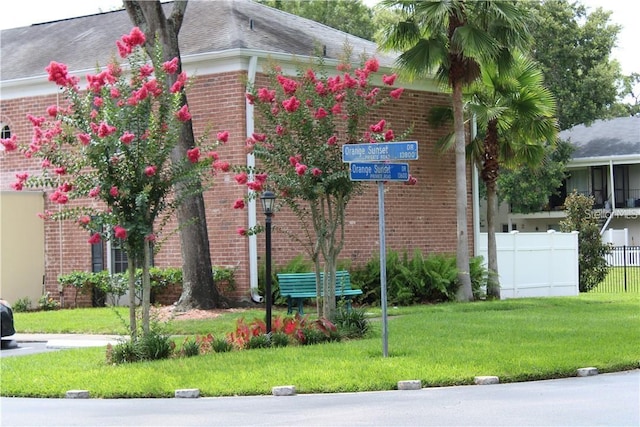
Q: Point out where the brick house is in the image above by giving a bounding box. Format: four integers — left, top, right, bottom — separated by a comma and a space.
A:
0, 0, 474, 306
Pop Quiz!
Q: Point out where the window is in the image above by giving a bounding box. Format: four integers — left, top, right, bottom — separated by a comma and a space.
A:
1, 124, 10, 139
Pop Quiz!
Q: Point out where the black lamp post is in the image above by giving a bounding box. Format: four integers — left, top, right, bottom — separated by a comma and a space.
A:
260, 190, 276, 334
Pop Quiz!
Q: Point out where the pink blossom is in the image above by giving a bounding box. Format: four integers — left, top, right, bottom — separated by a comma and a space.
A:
97, 122, 117, 138
187, 147, 200, 163
382, 74, 397, 86
314, 107, 328, 119
78, 216, 91, 226
119, 131, 135, 145
176, 105, 192, 122
364, 58, 379, 73
312, 168, 322, 177
145, 165, 157, 177
170, 72, 187, 93
217, 130, 229, 143
247, 181, 263, 191
88, 233, 102, 245
59, 182, 72, 193
289, 155, 302, 166
237, 227, 248, 236
213, 161, 230, 172
276, 125, 285, 136
245, 93, 256, 105
41, 159, 51, 168
390, 88, 404, 99
257, 87, 276, 103
370, 119, 386, 133
252, 133, 266, 142
110, 87, 121, 98
331, 103, 342, 115
27, 114, 46, 127
46, 105, 59, 117
94, 96, 104, 107
88, 187, 100, 198
343, 73, 358, 88
163, 57, 179, 74
404, 175, 417, 186
305, 69, 317, 83
139, 64, 154, 78
207, 151, 220, 160
114, 225, 127, 239
327, 135, 338, 146
144, 79, 162, 97
255, 173, 268, 183
384, 129, 395, 141
90, 110, 99, 119
315, 82, 328, 96
128, 27, 146, 46
11, 181, 24, 191
109, 186, 119, 197
54, 166, 66, 175
145, 233, 156, 242
77, 133, 91, 145
0, 135, 18, 151
282, 96, 301, 113
276, 75, 298, 95
49, 190, 68, 204
117, 40, 132, 58
233, 199, 245, 209
45, 61, 78, 87
295, 163, 307, 176
234, 172, 249, 185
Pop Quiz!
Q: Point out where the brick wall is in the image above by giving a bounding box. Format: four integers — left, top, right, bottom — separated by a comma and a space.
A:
0, 69, 474, 304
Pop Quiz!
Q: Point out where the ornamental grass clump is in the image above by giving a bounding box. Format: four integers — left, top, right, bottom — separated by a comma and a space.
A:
1, 27, 230, 338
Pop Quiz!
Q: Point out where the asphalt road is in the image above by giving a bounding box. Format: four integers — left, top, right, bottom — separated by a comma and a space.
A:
1, 370, 638, 426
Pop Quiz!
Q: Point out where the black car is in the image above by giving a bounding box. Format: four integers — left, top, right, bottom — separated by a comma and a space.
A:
1, 299, 16, 338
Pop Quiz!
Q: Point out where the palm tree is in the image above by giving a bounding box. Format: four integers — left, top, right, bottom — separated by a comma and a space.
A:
379, 1, 532, 301
467, 54, 558, 298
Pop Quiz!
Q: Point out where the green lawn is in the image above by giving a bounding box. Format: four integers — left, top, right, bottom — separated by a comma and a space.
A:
2, 293, 638, 398
595, 266, 640, 293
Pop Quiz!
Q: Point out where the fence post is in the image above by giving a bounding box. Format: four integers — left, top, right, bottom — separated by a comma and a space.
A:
623, 246, 628, 292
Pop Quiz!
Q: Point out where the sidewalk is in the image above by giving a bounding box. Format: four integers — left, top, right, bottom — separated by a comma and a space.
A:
11, 333, 125, 349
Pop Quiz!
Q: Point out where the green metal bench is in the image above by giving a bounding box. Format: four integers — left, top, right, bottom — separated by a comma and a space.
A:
277, 270, 362, 314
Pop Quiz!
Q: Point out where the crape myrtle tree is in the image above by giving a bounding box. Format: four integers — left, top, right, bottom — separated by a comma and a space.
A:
124, 0, 225, 311
378, 0, 532, 301
235, 54, 410, 319
1, 28, 229, 338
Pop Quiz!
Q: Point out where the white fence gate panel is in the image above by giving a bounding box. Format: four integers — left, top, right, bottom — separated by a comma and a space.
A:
477, 231, 579, 299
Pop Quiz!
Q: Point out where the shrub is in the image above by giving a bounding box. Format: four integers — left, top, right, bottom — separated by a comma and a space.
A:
270, 332, 291, 348
138, 331, 175, 361
107, 340, 144, 364
246, 334, 271, 349
12, 297, 32, 313
560, 191, 611, 292
180, 338, 200, 357
38, 292, 60, 311
332, 306, 369, 339
211, 337, 233, 353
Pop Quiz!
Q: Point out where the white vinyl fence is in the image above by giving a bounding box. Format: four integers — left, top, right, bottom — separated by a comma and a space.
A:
477, 231, 579, 299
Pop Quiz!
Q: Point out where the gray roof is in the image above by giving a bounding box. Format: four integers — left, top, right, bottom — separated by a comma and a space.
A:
1, 0, 393, 81
559, 116, 640, 159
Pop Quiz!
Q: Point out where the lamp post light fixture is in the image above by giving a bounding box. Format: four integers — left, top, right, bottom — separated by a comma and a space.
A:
260, 190, 276, 334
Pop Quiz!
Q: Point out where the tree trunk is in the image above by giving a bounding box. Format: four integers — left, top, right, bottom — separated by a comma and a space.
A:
127, 259, 137, 339
124, 0, 223, 310
141, 240, 152, 336
452, 81, 474, 301
486, 183, 500, 299
483, 121, 501, 299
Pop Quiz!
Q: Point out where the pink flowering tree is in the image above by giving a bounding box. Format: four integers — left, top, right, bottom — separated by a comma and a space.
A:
236, 54, 412, 319
1, 28, 229, 338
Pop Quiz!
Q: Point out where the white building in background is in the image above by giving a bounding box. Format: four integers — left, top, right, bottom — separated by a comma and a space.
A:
481, 116, 640, 245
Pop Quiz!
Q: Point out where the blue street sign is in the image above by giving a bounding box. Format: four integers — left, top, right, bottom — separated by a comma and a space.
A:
349, 162, 410, 181
342, 141, 418, 162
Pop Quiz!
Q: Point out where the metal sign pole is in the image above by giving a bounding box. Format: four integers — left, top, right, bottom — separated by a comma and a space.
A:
378, 180, 389, 358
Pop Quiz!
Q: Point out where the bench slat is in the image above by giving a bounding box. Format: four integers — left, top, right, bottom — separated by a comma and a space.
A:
277, 271, 362, 314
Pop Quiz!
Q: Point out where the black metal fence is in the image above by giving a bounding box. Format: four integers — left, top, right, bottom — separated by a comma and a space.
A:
594, 246, 640, 293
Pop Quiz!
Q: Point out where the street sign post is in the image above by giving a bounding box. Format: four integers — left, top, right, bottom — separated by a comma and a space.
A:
349, 162, 409, 181
343, 141, 419, 358
342, 141, 418, 163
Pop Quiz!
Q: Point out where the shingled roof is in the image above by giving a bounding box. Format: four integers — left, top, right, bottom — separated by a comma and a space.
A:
1, 0, 393, 82
559, 116, 640, 159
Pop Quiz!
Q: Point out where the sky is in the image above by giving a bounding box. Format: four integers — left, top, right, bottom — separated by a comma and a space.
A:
0, 0, 638, 75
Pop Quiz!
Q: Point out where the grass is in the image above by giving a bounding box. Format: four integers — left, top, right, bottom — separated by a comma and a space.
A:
1, 293, 639, 398
595, 266, 640, 293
